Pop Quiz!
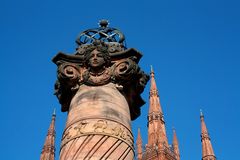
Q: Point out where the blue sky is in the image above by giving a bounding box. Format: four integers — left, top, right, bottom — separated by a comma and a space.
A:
1, 0, 240, 159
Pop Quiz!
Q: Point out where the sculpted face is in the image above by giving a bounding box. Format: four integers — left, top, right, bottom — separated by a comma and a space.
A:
88, 49, 105, 69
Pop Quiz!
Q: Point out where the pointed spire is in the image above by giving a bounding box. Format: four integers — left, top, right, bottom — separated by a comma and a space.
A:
40, 109, 56, 160
200, 111, 216, 160
149, 66, 162, 113
136, 128, 143, 160
147, 66, 168, 147
149, 65, 158, 96
172, 128, 180, 160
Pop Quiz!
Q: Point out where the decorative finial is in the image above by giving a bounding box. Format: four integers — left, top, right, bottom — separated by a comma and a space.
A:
76, 20, 126, 47
138, 127, 141, 132
150, 65, 155, 75
200, 109, 204, 117
150, 65, 153, 72
172, 126, 175, 131
150, 65, 155, 78
53, 108, 56, 116
99, 19, 109, 28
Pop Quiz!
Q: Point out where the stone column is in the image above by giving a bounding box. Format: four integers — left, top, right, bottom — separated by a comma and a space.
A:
60, 83, 133, 160
53, 22, 149, 160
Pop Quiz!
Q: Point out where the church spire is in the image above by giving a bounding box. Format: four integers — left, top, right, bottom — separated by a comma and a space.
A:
149, 65, 162, 113
136, 128, 143, 160
172, 128, 180, 160
40, 109, 56, 160
200, 110, 216, 160
147, 66, 168, 147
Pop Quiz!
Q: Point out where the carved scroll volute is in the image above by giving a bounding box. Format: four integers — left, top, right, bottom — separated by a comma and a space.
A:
55, 62, 82, 112
112, 58, 149, 120
58, 63, 81, 87
112, 58, 139, 84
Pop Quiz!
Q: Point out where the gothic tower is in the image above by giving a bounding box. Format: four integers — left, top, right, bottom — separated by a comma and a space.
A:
200, 111, 216, 160
40, 110, 56, 160
147, 66, 168, 148
140, 67, 179, 160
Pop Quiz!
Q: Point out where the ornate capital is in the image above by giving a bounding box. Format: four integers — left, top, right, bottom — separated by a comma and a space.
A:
53, 41, 149, 120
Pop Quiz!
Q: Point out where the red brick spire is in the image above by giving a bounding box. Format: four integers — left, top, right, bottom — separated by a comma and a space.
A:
136, 128, 143, 160
172, 128, 180, 160
147, 66, 168, 147
40, 109, 56, 160
200, 110, 216, 160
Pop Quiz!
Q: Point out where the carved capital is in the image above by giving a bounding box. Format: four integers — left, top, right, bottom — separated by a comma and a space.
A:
53, 41, 149, 119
